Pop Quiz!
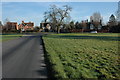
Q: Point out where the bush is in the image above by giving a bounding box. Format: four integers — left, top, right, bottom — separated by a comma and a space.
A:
109, 24, 120, 33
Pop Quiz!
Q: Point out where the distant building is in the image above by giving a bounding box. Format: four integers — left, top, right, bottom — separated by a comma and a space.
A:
40, 22, 51, 32
90, 23, 94, 30
0, 21, 2, 26
89, 16, 102, 31
0, 21, 3, 32
19, 21, 34, 31
6, 22, 19, 31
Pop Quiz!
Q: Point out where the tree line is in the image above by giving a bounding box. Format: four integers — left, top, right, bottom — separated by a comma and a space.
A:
42, 4, 120, 33
1, 3, 120, 33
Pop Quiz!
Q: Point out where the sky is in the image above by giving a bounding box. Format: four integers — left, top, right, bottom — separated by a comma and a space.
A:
1, 0, 120, 2
2, 2, 118, 26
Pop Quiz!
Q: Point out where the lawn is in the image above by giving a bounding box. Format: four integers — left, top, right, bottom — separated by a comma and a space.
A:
1, 34, 23, 42
43, 33, 120, 79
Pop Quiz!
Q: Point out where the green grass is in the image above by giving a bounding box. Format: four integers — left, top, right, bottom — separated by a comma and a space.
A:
1, 34, 23, 42
43, 33, 120, 79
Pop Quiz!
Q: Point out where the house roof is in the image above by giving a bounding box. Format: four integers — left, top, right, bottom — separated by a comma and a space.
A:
7, 22, 17, 24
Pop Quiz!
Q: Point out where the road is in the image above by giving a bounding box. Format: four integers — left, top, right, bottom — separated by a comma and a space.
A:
2, 33, 48, 79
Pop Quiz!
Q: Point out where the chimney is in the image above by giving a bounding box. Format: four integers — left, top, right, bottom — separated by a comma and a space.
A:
22, 21, 24, 23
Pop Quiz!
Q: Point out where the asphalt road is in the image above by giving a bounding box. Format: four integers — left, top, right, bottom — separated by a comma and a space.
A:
2, 33, 48, 78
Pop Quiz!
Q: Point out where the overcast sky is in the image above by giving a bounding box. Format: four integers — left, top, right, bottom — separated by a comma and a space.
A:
2, 2, 118, 26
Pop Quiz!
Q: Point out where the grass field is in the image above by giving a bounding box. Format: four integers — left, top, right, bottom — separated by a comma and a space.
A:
1, 34, 23, 42
43, 33, 120, 79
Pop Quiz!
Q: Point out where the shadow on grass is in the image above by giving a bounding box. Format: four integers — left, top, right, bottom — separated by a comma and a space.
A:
45, 35, 120, 41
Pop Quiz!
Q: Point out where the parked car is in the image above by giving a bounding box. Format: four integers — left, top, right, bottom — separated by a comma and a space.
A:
90, 31, 97, 33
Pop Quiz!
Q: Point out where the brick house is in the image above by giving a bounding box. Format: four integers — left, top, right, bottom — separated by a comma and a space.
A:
6, 22, 19, 31
18, 21, 34, 31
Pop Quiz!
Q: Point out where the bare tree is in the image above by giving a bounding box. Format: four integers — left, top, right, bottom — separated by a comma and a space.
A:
4, 18, 10, 25
43, 4, 72, 33
44, 12, 48, 23
3, 18, 10, 31
90, 12, 103, 30
91, 12, 102, 22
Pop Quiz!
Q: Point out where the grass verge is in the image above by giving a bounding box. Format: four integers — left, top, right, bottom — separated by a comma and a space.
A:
43, 33, 120, 79
1, 34, 23, 42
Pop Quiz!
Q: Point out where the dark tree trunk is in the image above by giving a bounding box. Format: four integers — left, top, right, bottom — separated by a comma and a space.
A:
57, 26, 60, 33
